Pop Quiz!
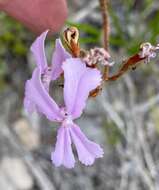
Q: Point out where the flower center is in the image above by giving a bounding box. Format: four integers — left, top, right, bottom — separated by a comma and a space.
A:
62, 115, 73, 126
60, 107, 73, 126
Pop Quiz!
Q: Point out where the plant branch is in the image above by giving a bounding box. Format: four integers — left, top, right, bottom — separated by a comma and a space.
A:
107, 42, 159, 81
99, 0, 110, 80
107, 54, 145, 81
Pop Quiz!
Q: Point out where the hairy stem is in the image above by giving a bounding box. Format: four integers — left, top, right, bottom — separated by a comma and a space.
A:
99, 0, 110, 80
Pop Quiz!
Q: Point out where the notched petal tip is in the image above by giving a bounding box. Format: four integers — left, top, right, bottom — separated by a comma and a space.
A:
70, 124, 104, 166
79, 143, 104, 166
51, 126, 75, 169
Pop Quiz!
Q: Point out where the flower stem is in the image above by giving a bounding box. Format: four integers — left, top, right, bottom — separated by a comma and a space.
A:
107, 54, 145, 81
99, 0, 110, 80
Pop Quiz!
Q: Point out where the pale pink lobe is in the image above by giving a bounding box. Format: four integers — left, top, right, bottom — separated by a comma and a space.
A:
30, 30, 48, 72
24, 68, 62, 121
24, 54, 104, 168
70, 124, 104, 166
25, 31, 49, 113
63, 58, 102, 119
0, 0, 68, 34
51, 39, 71, 80
51, 125, 75, 168
25, 32, 71, 114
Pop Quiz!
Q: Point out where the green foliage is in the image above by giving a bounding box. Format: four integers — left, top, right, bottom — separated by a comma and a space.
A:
148, 11, 159, 43
0, 13, 33, 89
0, 14, 33, 56
109, 0, 157, 55
103, 121, 122, 146
0, 61, 8, 90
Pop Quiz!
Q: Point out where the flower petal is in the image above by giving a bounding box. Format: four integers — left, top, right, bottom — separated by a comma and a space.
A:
24, 68, 62, 121
31, 30, 48, 72
63, 58, 102, 119
51, 38, 71, 80
70, 124, 104, 166
51, 126, 75, 168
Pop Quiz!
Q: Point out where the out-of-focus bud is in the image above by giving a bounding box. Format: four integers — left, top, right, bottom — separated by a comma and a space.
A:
63, 27, 80, 57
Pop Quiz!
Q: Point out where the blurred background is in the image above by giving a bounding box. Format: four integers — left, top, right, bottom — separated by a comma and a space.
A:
0, 0, 159, 189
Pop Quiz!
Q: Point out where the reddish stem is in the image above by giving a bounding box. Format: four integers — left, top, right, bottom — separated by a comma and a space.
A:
99, 0, 110, 80
107, 54, 145, 81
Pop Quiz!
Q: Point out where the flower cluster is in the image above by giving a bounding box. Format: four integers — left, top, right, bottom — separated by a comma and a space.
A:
83, 47, 113, 67
139, 42, 159, 63
24, 31, 104, 168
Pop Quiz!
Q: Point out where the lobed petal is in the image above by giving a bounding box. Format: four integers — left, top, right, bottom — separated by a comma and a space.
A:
51, 38, 71, 80
31, 30, 48, 72
51, 125, 75, 168
24, 68, 62, 121
70, 124, 104, 166
63, 58, 102, 119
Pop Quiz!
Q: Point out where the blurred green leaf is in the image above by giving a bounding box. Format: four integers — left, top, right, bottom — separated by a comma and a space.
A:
0, 13, 34, 88
13, 42, 27, 55
148, 12, 159, 43
103, 121, 122, 146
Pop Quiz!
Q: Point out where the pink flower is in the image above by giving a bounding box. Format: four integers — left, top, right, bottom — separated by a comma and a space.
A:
139, 42, 159, 63
24, 39, 104, 168
24, 31, 71, 113
83, 47, 113, 67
